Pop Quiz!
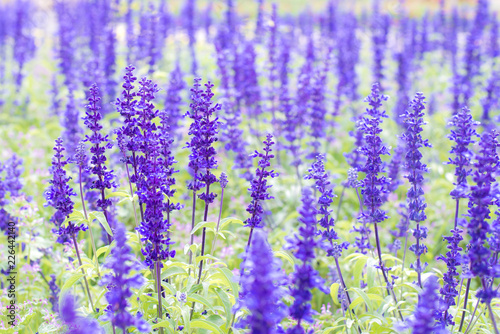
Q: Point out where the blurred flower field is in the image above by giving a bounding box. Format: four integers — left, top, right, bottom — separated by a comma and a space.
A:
0, 0, 500, 333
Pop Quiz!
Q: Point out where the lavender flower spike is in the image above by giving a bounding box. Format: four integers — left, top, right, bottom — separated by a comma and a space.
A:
44, 138, 87, 243
285, 187, 327, 331
244, 134, 279, 246
401, 92, 431, 288
238, 229, 285, 333
100, 223, 150, 333
468, 131, 499, 303
83, 84, 117, 239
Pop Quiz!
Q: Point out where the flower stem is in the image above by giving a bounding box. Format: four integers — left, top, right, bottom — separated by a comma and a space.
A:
71, 231, 95, 312
459, 278, 472, 332
155, 259, 164, 334
210, 188, 225, 256
188, 189, 197, 276
78, 166, 100, 279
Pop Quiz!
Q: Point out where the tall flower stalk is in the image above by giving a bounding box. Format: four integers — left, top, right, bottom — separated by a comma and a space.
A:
464, 130, 499, 334
439, 106, 478, 327
244, 134, 278, 247
45, 138, 94, 312
74, 141, 100, 279
400, 92, 431, 289
285, 187, 327, 332
358, 83, 402, 320
135, 77, 176, 334
83, 84, 117, 243
304, 155, 352, 313
184, 78, 220, 282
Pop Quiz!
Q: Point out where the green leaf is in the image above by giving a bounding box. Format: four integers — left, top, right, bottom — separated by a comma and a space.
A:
151, 320, 175, 333
273, 250, 295, 267
60, 272, 84, 295
106, 191, 130, 199
161, 266, 188, 280
184, 243, 199, 255
213, 268, 239, 301
187, 294, 216, 313
330, 283, 340, 306
95, 245, 110, 259
352, 255, 368, 287
190, 320, 224, 334
191, 221, 217, 235
214, 287, 233, 329
88, 211, 113, 237
219, 217, 244, 230
195, 254, 222, 264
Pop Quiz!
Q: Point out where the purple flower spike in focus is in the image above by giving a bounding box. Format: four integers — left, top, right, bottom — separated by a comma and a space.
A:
437, 106, 478, 326
238, 230, 285, 334
83, 84, 117, 231
357, 83, 390, 255
100, 223, 150, 333
244, 134, 278, 244
44, 138, 87, 243
446, 106, 479, 203
468, 130, 499, 303
285, 187, 327, 331
400, 92, 431, 288
60, 293, 104, 334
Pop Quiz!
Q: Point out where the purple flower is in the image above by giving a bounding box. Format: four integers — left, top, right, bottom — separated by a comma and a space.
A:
83, 84, 117, 220
461, 0, 489, 106
308, 67, 328, 157
355, 83, 390, 253
61, 88, 83, 160
344, 116, 366, 171
44, 138, 87, 243
219, 172, 228, 189
244, 134, 278, 229
164, 64, 186, 145
371, 0, 390, 87
467, 130, 499, 303
135, 77, 175, 268
60, 293, 104, 334
437, 228, 463, 326
401, 92, 431, 285
446, 106, 479, 200
408, 276, 443, 334
305, 154, 349, 258
100, 223, 150, 333
285, 187, 327, 329
184, 78, 221, 204
238, 230, 285, 333
0, 155, 23, 233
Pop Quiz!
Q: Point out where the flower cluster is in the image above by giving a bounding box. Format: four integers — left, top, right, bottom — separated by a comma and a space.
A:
244, 134, 278, 229
83, 84, 117, 219
185, 78, 221, 201
0, 155, 23, 233
100, 223, 150, 333
401, 92, 431, 285
407, 276, 443, 334
446, 106, 479, 201
164, 64, 186, 144
305, 154, 349, 258
135, 77, 175, 268
467, 130, 499, 303
285, 187, 326, 330
60, 293, 103, 334
44, 138, 87, 243
238, 229, 285, 333
356, 83, 390, 253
